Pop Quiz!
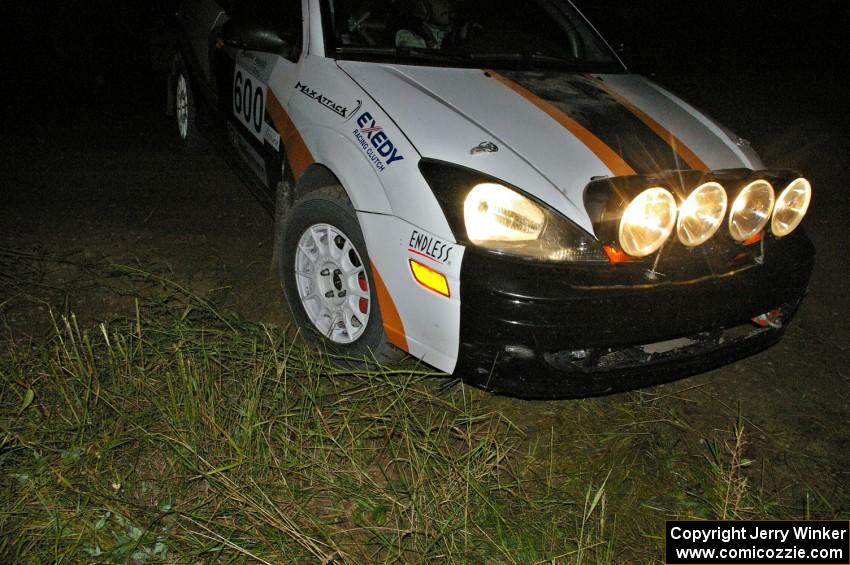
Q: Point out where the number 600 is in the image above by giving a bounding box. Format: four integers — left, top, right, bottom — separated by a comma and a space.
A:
234, 70, 264, 135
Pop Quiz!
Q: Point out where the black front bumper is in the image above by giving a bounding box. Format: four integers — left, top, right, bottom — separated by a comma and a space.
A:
454, 233, 815, 399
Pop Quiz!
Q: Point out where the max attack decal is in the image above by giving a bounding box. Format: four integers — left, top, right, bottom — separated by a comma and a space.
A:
294, 82, 360, 118
352, 111, 405, 172
409, 230, 454, 264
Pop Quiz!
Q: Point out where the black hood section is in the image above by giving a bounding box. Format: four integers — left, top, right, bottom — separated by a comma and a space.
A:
499, 71, 689, 174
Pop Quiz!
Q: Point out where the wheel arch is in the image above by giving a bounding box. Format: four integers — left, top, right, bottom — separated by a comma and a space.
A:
273, 136, 394, 269
292, 127, 394, 214
292, 163, 339, 199
278, 160, 386, 225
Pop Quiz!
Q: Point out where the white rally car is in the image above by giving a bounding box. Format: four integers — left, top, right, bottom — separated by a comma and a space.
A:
170, 0, 814, 397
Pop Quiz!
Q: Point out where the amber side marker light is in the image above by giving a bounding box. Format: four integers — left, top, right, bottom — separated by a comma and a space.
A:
409, 260, 450, 297
743, 231, 764, 246
602, 244, 635, 263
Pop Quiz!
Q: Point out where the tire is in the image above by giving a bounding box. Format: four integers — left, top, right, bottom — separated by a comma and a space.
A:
279, 185, 403, 365
169, 57, 196, 145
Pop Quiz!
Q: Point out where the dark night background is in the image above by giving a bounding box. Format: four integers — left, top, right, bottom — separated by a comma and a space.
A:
581, 0, 850, 72
1, 0, 848, 340
1, 0, 848, 359
1, 1, 848, 332
2, 1, 849, 98
1, 2, 848, 555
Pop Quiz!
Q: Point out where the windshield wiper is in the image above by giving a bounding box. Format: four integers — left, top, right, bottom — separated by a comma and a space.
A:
529, 53, 579, 65
335, 46, 467, 65
467, 51, 581, 69
335, 46, 585, 69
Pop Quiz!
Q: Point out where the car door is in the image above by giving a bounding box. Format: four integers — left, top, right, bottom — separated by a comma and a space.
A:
213, 0, 304, 196
178, 0, 230, 106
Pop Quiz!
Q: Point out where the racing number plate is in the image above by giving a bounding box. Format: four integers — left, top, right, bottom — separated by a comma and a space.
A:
233, 63, 267, 143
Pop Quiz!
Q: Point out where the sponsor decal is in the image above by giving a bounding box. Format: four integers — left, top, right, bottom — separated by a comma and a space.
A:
409, 230, 454, 264
228, 122, 266, 181
344, 99, 363, 122
352, 111, 405, 172
263, 122, 280, 151
294, 81, 359, 118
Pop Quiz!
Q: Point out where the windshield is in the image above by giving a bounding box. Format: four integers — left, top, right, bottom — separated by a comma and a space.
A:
320, 0, 624, 72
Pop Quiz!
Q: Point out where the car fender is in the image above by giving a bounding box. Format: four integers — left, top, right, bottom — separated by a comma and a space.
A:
296, 127, 394, 215
278, 56, 457, 241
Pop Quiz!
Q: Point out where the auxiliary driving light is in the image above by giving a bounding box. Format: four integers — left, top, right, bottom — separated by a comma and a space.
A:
618, 187, 677, 257
729, 180, 775, 241
771, 177, 812, 237
676, 182, 728, 247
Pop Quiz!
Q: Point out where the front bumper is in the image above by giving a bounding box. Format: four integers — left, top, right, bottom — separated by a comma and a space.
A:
454, 232, 815, 398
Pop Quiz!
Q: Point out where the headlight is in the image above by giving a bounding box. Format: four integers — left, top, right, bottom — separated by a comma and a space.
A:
464, 183, 545, 242
462, 182, 604, 261
618, 187, 677, 257
676, 182, 728, 247
771, 178, 811, 237
420, 161, 607, 262
729, 180, 775, 241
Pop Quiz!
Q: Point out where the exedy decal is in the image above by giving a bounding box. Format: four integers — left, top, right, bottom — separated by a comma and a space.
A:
409, 230, 454, 264
294, 82, 359, 118
352, 111, 405, 172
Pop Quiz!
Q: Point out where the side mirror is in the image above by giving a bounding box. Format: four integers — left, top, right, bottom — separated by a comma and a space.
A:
220, 17, 289, 54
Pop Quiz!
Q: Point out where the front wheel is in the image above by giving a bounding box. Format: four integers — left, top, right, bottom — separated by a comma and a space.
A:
279, 185, 402, 364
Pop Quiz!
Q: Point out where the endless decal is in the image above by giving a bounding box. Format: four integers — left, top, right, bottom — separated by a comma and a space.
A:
409, 230, 453, 263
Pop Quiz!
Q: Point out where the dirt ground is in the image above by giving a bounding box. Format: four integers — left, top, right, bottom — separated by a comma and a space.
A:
2, 64, 848, 517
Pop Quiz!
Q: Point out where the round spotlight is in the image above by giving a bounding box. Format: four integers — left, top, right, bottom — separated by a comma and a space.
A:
618, 187, 677, 257
771, 178, 812, 237
729, 180, 775, 241
677, 182, 728, 247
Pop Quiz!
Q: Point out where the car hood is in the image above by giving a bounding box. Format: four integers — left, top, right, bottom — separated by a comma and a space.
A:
338, 62, 760, 232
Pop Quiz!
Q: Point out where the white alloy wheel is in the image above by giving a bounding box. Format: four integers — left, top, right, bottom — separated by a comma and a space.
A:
294, 223, 371, 344
175, 73, 190, 141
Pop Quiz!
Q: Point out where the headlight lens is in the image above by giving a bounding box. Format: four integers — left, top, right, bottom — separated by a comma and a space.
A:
676, 182, 728, 247
771, 177, 811, 237
420, 161, 607, 262
618, 187, 677, 257
462, 182, 605, 262
729, 180, 775, 241
464, 183, 545, 243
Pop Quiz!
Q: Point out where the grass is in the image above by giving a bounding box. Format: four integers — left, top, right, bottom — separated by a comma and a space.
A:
0, 248, 845, 563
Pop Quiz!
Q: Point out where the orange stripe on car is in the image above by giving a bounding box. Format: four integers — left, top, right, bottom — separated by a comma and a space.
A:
486, 70, 636, 177
588, 76, 709, 171
370, 263, 409, 352
266, 91, 314, 179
